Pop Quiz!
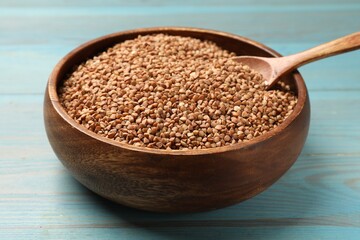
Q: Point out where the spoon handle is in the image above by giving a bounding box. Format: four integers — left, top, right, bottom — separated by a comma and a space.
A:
280, 32, 360, 71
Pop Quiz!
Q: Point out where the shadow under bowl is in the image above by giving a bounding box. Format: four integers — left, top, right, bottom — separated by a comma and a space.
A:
44, 27, 310, 213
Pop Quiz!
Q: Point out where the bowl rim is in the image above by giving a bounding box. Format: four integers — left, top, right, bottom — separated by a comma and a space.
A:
47, 26, 308, 156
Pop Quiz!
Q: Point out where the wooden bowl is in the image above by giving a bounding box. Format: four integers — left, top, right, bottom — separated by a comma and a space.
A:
44, 27, 310, 213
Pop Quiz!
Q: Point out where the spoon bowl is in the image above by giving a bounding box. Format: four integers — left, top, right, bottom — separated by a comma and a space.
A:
232, 56, 274, 86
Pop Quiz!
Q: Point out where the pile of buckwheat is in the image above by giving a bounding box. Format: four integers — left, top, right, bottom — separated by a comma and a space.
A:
59, 34, 297, 150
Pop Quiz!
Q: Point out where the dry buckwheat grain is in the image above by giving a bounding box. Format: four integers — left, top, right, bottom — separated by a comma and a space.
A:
59, 34, 297, 150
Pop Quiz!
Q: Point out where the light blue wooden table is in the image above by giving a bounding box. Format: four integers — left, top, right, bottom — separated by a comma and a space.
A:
1, 1, 360, 239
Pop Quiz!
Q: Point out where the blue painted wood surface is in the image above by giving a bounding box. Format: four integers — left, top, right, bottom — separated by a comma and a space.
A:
0, 1, 359, 239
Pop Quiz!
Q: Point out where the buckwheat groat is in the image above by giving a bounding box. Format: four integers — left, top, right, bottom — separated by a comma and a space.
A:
59, 34, 297, 150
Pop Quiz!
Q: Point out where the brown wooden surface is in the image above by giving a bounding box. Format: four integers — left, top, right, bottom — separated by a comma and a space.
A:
44, 27, 310, 212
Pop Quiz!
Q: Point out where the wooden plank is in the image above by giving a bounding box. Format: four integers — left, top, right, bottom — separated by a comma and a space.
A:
0, 45, 69, 95
2, 4, 360, 15
0, 10, 358, 45
0, 44, 359, 94
1, 0, 359, 8
1, 227, 360, 240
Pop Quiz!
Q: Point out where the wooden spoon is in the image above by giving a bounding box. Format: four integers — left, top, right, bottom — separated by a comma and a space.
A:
233, 32, 360, 89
